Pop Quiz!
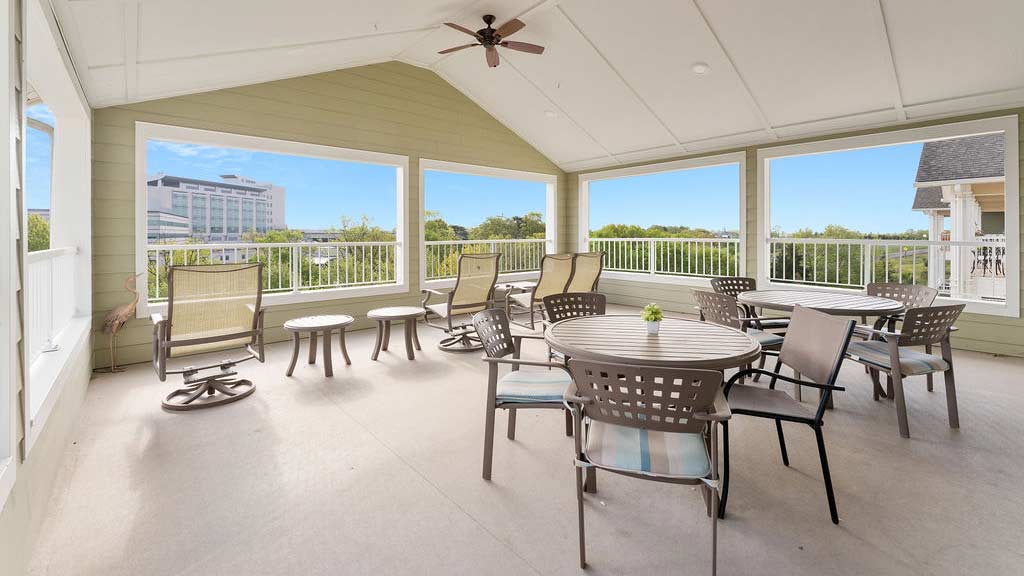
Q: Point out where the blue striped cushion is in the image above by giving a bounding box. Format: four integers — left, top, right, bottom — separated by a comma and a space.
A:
496, 370, 571, 403
846, 340, 949, 376
585, 420, 710, 479
749, 329, 784, 347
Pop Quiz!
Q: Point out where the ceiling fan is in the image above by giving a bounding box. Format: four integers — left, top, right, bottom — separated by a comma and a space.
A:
438, 14, 545, 68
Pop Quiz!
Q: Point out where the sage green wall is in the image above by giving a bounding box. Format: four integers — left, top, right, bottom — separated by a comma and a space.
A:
568, 109, 1024, 357
91, 61, 566, 368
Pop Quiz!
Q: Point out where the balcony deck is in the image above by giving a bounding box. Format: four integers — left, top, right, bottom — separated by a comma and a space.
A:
27, 305, 1022, 575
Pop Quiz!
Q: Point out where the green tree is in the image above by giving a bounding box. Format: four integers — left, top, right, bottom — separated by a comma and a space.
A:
424, 210, 458, 241
28, 213, 50, 252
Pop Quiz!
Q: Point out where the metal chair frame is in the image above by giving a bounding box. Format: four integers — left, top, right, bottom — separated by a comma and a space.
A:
422, 252, 501, 352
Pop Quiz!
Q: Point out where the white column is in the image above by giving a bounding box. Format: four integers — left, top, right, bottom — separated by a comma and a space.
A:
927, 211, 945, 290
947, 184, 977, 299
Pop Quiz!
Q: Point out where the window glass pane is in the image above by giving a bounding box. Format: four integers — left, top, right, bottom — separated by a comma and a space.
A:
26, 104, 54, 252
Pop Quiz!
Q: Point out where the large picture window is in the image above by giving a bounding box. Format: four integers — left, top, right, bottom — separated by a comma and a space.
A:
419, 159, 557, 287
578, 152, 745, 284
136, 123, 408, 314
758, 116, 1019, 316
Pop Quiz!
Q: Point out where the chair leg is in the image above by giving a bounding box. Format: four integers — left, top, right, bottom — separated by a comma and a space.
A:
483, 407, 496, 480
718, 421, 729, 519
886, 374, 894, 400
584, 468, 597, 493
753, 354, 766, 382
775, 419, 789, 466
870, 368, 882, 400
925, 344, 934, 392
891, 371, 911, 438
564, 408, 573, 437
506, 408, 517, 440
814, 426, 839, 524
944, 368, 959, 429
575, 464, 587, 569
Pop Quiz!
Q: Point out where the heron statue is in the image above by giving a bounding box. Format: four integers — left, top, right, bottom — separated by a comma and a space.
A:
98, 273, 142, 373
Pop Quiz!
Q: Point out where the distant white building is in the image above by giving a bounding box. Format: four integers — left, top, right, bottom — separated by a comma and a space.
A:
147, 173, 286, 242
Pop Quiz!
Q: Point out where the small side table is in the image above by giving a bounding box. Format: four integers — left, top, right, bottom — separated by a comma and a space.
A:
284, 314, 354, 377
367, 306, 423, 361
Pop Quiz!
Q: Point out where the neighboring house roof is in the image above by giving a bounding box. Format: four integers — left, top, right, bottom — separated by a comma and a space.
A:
915, 133, 1004, 184
912, 186, 945, 211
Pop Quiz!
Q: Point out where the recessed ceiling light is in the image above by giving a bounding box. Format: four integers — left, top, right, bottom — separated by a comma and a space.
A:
692, 62, 711, 75
544, 110, 558, 119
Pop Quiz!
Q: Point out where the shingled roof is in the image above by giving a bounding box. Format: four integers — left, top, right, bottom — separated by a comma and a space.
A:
912, 186, 945, 211
915, 133, 1004, 184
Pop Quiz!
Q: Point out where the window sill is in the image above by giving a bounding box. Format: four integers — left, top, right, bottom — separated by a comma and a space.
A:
138, 281, 409, 319
25, 315, 91, 455
422, 271, 539, 292
598, 271, 715, 288
0, 456, 13, 510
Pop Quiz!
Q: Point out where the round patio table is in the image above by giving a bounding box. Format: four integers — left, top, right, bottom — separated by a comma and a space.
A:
284, 314, 354, 378
545, 315, 761, 370
737, 289, 905, 317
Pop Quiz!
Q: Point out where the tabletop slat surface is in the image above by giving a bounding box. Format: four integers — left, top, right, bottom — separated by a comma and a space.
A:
545, 315, 761, 369
737, 290, 904, 316
283, 314, 355, 331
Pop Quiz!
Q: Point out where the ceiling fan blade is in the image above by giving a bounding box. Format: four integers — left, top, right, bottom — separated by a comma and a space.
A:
501, 41, 545, 55
438, 43, 479, 55
495, 18, 525, 38
444, 22, 481, 38
485, 45, 500, 68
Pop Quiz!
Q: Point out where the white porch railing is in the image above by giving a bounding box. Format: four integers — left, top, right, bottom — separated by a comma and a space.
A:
424, 238, 548, 281
768, 237, 1007, 302
146, 241, 400, 302
26, 247, 77, 363
587, 237, 742, 278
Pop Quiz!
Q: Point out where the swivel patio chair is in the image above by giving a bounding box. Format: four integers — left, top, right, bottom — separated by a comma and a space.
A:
422, 252, 501, 352
710, 276, 789, 332
846, 304, 964, 438
151, 263, 265, 411
720, 305, 856, 524
564, 251, 603, 292
472, 309, 574, 480
693, 290, 783, 377
565, 359, 730, 572
505, 252, 573, 329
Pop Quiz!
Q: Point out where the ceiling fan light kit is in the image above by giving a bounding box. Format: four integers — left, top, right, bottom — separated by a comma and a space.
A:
439, 14, 546, 68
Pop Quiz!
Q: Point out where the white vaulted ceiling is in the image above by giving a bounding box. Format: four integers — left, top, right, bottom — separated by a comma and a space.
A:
53, 0, 1024, 171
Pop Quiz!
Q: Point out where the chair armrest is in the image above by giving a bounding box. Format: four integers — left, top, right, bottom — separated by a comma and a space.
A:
564, 393, 593, 405
725, 368, 845, 393
511, 333, 547, 342
481, 357, 570, 373
150, 313, 165, 325
853, 324, 900, 341
695, 389, 731, 421
421, 288, 448, 296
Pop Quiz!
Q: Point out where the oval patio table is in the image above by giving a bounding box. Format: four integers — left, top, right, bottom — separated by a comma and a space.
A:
736, 289, 905, 317
545, 315, 762, 370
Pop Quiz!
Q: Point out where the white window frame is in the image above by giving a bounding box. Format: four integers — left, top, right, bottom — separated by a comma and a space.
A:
577, 151, 747, 287
135, 122, 410, 318
418, 159, 558, 290
756, 115, 1019, 317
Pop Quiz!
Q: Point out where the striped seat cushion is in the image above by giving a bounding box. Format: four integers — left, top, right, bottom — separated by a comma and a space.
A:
846, 340, 949, 376
496, 370, 571, 404
749, 329, 784, 348
585, 420, 710, 479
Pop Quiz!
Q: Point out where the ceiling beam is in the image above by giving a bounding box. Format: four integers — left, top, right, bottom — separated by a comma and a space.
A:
874, 0, 907, 121
690, 0, 778, 141
122, 0, 138, 101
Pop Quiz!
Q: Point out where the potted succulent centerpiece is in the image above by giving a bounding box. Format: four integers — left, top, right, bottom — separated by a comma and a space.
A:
642, 303, 664, 335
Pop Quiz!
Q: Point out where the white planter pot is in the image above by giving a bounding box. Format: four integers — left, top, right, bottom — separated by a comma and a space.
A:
646, 321, 660, 335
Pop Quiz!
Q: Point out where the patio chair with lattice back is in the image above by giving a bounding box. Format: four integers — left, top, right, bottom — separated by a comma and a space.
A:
864, 283, 940, 395
565, 252, 603, 293
565, 359, 730, 571
151, 263, 265, 411
505, 253, 574, 329
720, 305, 856, 524
693, 290, 783, 377
422, 252, 501, 352
472, 309, 575, 480
846, 304, 964, 438
710, 276, 789, 332
541, 292, 607, 363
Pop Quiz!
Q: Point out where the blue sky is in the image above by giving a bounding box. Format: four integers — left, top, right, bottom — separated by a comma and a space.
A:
424, 170, 546, 225
133, 135, 930, 235
589, 163, 740, 231
26, 104, 55, 210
